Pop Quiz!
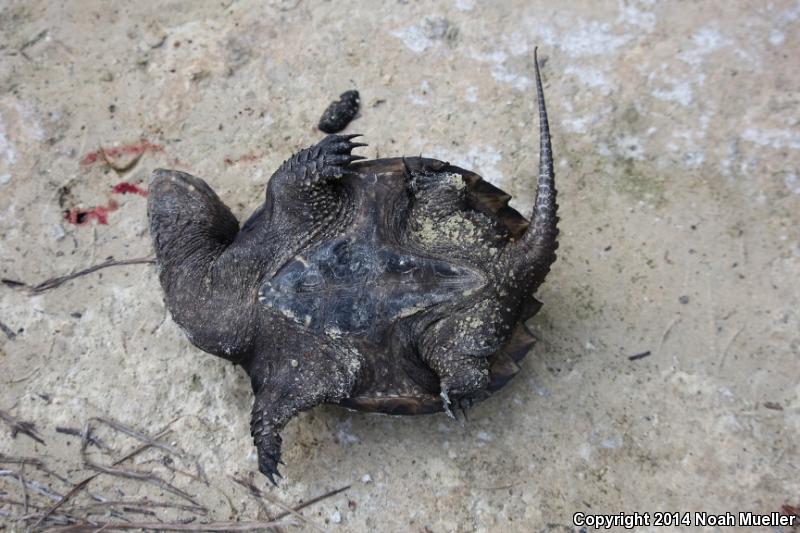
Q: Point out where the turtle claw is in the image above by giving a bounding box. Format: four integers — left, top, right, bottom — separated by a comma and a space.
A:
258, 450, 283, 486
440, 389, 455, 419
255, 433, 284, 486
440, 389, 465, 427
317, 135, 368, 180
265, 471, 280, 487
402, 156, 412, 171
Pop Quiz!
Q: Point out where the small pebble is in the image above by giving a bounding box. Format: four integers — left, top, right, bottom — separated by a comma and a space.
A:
361, 473, 372, 483
49, 224, 66, 241
330, 510, 342, 524
679, 295, 690, 304
476, 431, 493, 442
290, 358, 299, 367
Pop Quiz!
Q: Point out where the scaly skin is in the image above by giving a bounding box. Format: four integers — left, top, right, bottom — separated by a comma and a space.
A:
147, 51, 557, 484
149, 135, 367, 483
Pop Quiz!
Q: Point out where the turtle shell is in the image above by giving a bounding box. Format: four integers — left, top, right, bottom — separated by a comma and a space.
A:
257, 156, 538, 415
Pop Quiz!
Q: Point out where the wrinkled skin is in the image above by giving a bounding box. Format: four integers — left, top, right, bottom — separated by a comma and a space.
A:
147, 54, 557, 484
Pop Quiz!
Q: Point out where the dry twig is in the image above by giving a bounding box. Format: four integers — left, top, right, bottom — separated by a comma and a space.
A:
230, 475, 283, 533
66, 499, 207, 516
0, 409, 45, 445
45, 518, 299, 532
0, 454, 45, 468
231, 475, 324, 533
33, 424, 173, 528
2, 366, 41, 385
0, 320, 16, 340
718, 325, 745, 371
41, 484, 351, 533
90, 417, 179, 456
628, 350, 651, 361
3, 257, 155, 294
82, 460, 200, 507
272, 484, 350, 521
0, 454, 70, 484
55, 427, 110, 452
0, 470, 62, 501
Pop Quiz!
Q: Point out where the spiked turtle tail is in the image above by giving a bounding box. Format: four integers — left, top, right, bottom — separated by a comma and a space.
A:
510, 48, 559, 287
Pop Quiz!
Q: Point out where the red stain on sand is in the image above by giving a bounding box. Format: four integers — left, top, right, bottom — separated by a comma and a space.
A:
80, 140, 165, 167
63, 200, 119, 226
112, 182, 148, 196
67, 139, 165, 225
224, 153, 261, 166
63, 185, 145, 225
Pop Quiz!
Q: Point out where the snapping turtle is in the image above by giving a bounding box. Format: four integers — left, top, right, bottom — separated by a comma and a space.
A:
148, 53, 557, 484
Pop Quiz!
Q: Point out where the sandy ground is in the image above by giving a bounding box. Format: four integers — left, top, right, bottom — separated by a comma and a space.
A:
1, 0, 799, 531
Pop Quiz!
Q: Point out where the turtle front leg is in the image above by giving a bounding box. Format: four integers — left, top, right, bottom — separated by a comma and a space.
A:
246, 329, 364, 484
266, 134, 366, 209
238, 135, 366, 252
233, 134, 368, 269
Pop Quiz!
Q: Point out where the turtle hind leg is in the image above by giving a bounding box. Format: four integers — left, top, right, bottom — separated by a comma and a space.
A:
417, 312, 505, 420
246, 328, 364, 484
404, 164, 468, 223
416, 289, 521, 419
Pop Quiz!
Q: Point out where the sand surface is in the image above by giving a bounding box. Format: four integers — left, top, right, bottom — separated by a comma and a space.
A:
1, 1, 798, 531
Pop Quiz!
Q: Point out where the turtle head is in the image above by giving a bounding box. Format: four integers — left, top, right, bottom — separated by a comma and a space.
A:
148, 169, 255, 361
148, 169, 239, 270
